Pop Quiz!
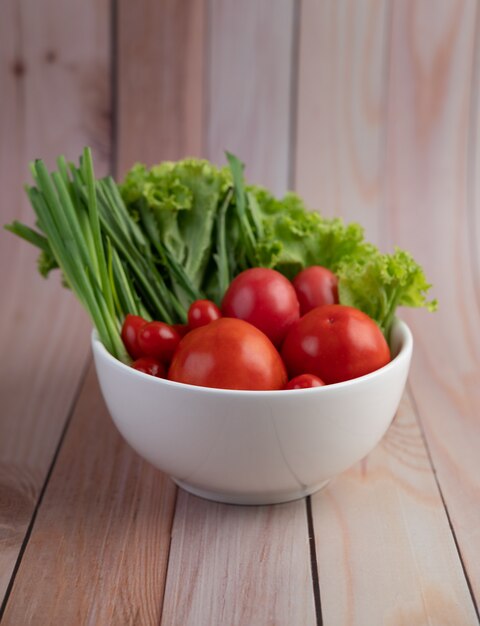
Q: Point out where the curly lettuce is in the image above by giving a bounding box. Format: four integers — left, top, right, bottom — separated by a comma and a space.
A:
336, 249, 437, 336
248, 186, 375, 275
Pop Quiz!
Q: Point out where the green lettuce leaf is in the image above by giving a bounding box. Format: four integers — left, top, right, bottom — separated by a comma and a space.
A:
248, 186, 373, 277
337, 248, 437, 337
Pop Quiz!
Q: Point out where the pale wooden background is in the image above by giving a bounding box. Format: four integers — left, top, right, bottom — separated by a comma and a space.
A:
1, 1, 479, 624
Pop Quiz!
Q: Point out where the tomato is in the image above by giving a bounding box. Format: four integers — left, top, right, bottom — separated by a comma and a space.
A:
281, 304, 390, 384
172, 323, 190, 338
121, 314, 147, 359
168, 318, 287, 390
188, 299, 222, 330
131, 356, 166, 378
221, 268, 300, 346
285, 374, 325, 390
293, 266, 339, 315
137, 321, 181, 364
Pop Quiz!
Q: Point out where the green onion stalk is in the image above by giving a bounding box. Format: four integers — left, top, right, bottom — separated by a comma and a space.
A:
5, 148, 186, 362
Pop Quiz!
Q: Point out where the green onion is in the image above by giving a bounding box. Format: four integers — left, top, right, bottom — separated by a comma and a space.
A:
226, 152, 257, 265
214, 187, 233, 300
4, 221, 51, 253
4, 153, 165, 362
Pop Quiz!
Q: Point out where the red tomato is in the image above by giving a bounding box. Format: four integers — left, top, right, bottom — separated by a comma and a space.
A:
168, 318, 287, 390
188, 299, 222, 330
172, 323, 190, 338
285, 374, 325, 390
293, 266, 339, 315
131, 356, 166, 378
281, 305, 390, 384
121, 314, 147, 359
221, 268, 300, 346
137, 321, 181, 364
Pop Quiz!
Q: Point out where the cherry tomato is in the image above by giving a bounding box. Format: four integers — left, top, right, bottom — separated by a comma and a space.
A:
293, 266, 339, 315
137, 321, 181, 364
285, 374, 325, 390
131, 356, 166, 378
168, 318, 287, 390
281, 304, 390, 384
121, 314, 147, 359
172, 323, 190, 338
188, 299, 222, 330
221, 268, 300, 346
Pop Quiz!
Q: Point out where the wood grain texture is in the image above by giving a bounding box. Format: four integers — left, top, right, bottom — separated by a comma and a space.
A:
161, 491, 316, 626
206, 0, 296, 194
295, 0, 480, 620
384, 0, 480, 601
1, 0, 479, 622
0, 0, 110, 604
1, 365, 177, 625
472, 8, 480, 314
312, 392, 478, 625
116, 0, 205, 177
295, 0, 390, 244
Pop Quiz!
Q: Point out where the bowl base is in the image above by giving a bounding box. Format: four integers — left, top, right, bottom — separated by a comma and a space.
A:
171, 478, 331, 506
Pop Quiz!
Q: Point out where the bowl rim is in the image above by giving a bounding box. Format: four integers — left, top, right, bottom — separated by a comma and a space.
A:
91, 317, 413, 397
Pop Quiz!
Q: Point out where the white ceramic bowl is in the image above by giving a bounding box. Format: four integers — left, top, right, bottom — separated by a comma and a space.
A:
92, 319, 412, 505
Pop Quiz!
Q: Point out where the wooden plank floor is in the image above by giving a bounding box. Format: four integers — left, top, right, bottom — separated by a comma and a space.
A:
1, 1, 479, 624
0, 0, 110, 605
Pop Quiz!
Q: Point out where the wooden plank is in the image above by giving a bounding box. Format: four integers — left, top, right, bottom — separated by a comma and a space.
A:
2, 0, 206, 620
383, 0, 480, 602
473, 7, 480, 311
1, 365, 177, 625
0, 0, 110, 604
116, 0, 205, 177
161, 492, 316, 626
312, 391, 478, 625
295, 0, 390, 244
206, 0, 296, 195
295, 0, 480, 621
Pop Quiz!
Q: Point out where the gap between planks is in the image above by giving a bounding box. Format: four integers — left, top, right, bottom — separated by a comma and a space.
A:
407, 381, 480, 622
1, 364, 177, 625
0, 357, 91, 621
306, 496, 323, 626
159, 490, 318, 626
